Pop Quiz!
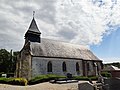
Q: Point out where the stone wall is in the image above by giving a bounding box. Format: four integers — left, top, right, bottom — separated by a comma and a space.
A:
87, 61, 95, 76
16, 48, 32, 80
16, 52, 102, 79
20, 50, 31, 80
32, 57, 98, 78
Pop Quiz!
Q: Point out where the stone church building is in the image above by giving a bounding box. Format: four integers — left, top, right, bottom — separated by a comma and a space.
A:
16, 17, 103, 80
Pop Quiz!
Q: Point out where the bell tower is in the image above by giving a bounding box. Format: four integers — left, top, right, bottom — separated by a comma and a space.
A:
25, 11, 41, 43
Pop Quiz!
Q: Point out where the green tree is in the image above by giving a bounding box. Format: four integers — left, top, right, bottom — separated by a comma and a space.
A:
0, 49, 19, 73
0, 49, 11, 73
12, 51, 19, 72
104, 62, 120, 68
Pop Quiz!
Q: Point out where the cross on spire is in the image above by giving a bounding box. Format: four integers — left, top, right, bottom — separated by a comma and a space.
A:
27, 11, 41, 34
33, 11, 35, 18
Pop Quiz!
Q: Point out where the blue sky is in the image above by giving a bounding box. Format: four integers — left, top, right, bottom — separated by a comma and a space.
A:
91, 28, 120, 63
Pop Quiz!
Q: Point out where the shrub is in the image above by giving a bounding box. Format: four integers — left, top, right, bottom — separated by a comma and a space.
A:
101, 72, 111, 78
28, 74, 66, 85
10, 78, 28, 86
0, 78, 10, 84
0, 78, 27, 86
88, 76, 98, 80
73, 76, 88, 80
46, 74, 66, 79
29, 75, 49, 84
73, 76, 98, 80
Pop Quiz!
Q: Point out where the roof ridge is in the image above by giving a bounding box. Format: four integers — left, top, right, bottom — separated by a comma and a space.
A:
41, 38, 89, 50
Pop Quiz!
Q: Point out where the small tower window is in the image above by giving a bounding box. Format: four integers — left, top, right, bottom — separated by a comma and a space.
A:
62, 62, 67, 72
47, 61, 52, 72
76, 62, 80, 72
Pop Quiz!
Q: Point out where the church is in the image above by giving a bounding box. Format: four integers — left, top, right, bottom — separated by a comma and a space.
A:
16, 16, 103, 80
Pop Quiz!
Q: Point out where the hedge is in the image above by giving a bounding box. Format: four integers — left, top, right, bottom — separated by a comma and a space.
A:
0, 75, 100, 85
28, 74, 99, 85
101, 72, 111, 78
28, 74, 66, 85
0, 78, 27, 86
73, 76, 98, 80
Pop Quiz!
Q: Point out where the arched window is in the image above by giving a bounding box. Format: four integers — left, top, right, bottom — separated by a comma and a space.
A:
62, 62, 67, 72
76, 62, 80, 72
47, 61, 52, 72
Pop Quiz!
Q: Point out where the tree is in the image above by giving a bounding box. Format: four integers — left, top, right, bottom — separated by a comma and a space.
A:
104, 62, 120, 68
0, 49, 19, 73
0, 49, 11, 73
12, 51, 19, 72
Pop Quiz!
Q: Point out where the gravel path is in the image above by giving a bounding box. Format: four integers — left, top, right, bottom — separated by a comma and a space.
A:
0, 82, 78, 90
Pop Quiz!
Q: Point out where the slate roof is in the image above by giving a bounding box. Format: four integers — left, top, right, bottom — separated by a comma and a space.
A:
27, 18, 41, 34
30, 38, 100, 60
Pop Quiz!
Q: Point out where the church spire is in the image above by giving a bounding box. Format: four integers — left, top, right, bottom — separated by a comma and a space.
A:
28, 18, 41, 34
25, 12, 41, 43
27, 11, 41, 34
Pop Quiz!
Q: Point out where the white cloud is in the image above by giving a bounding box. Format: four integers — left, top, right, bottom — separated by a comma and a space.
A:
55, 0, 120, 46
0, 0, 120, 51
102, 57, 120, 64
